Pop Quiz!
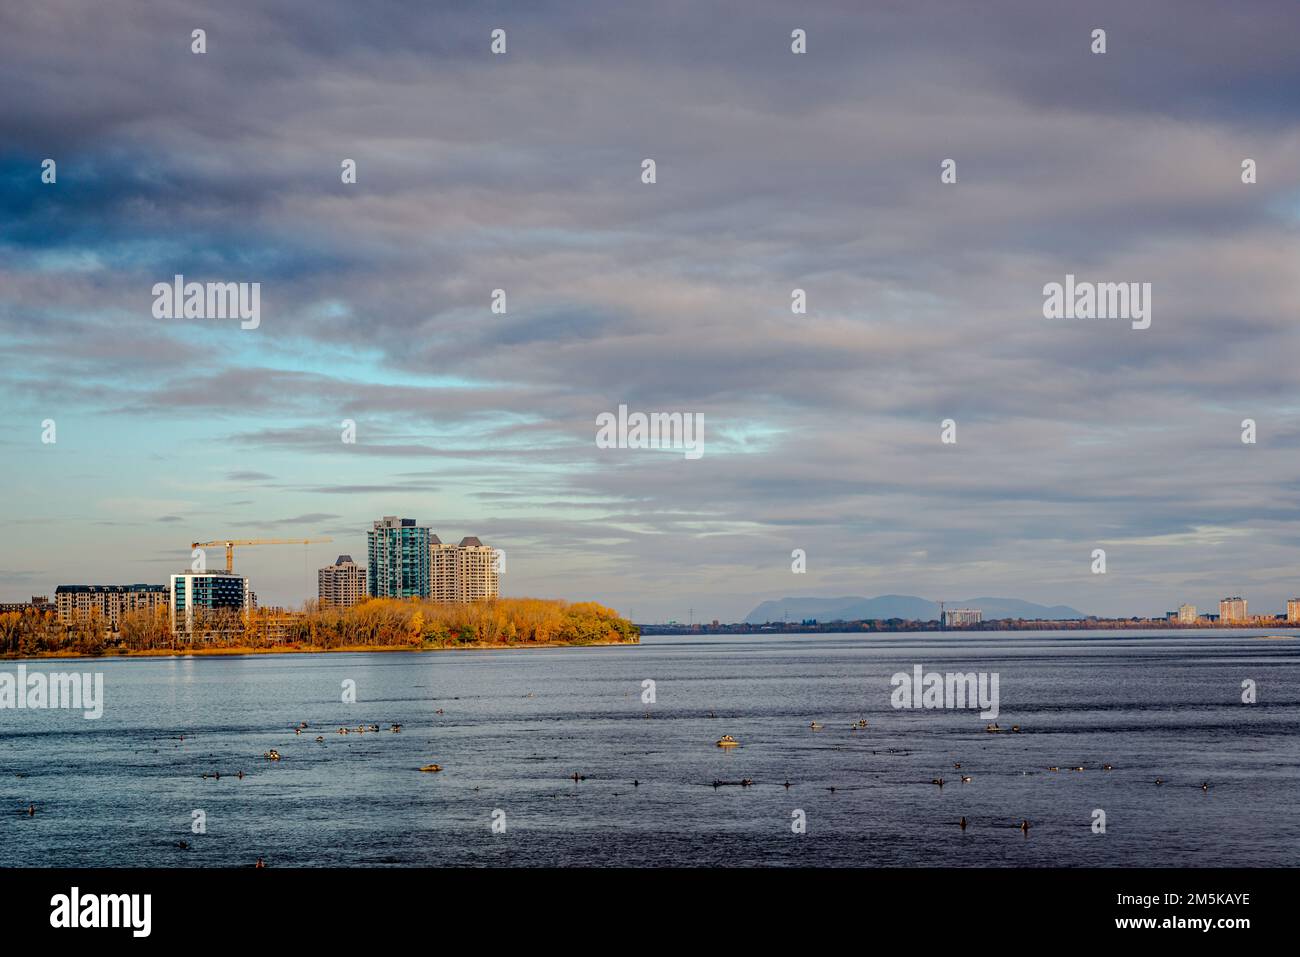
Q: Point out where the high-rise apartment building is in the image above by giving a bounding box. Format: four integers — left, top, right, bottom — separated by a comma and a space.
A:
367, 517, 431, 598
1219, 597, 1247, 623
943, 608, 982, 628
169, 570, 250, 635
55, 584, 168, 631
318, 555, 367, 607
1177, 603, 1197, 623
1287, 599, 1300, 623
429, 535, 500, 602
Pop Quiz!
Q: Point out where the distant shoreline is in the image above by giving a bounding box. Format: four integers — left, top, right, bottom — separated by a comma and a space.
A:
638, 621, 1300, 636
0, 637, 638, 662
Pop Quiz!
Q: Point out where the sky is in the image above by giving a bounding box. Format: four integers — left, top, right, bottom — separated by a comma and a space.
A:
2, 0, 1300, 623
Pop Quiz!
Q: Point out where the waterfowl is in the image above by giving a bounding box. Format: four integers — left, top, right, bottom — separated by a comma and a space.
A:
419, 764, 443, 773
1010, 725, 1022, 733
783, 780, 791, 789
959, 816, 967, 830
1070, 766, 1085, 772
176, 840, 189, 849
237, 771, 244, 779
1019, 820, 1030, 833
1047, 766, 1059, 772
632, 780, 640, 787
295, 728, 301, 735
254, 857, 266, 869
315, 736, 324, 743
985, 723, 1001, 733
809, 721, 824, 731
570, 772, 586, 781
26, 804, 35, 817
391, 724, 402, 732
960, 775, 972, 783
931, 778, 944, 786
740, 778, 754, 787
264, 749, 281, 761
337, 727, 348, 735
435, 709, 444, 715
953, 763, 962, 769
716, 735, 740, 748
369, 724, 380, 732
1201, 782, 1209, 792
1155, 778, 1164, 786
1102, 764, 1113, 770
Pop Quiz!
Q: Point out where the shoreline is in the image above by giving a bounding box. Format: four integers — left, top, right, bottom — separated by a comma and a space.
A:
0, 637, 639, 662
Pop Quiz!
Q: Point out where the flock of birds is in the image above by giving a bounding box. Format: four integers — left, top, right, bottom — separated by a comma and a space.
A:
13, 704, 1216, 855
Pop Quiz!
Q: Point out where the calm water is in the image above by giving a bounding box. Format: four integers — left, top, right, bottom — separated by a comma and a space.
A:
2, 631, 1298, 867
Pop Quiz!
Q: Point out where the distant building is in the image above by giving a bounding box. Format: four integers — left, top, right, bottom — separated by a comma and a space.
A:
1287, 599, 1300, 623
55, 584, 168, 631
318, 555, 367, 608
1219, 597, 1247, 623
429, 535, 500, 602
169, 571, 250, 635
1177, 603, 1197, 623
943, 608, 983, 628
0, 595, 53, 614
367, 517, 431, 598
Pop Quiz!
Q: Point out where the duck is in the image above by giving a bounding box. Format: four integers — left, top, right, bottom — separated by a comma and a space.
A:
1019, 820, 1030, 833
931, 778, 945, 786
959, 816, 968, 830
985, 723, 1001, 733
960, 775, 972, 783
391, 724, 402, 733
1047, 766, 1059, 772
254, 857, 266, 869
419, 764, 443, 773
26, 804, 35, 817
1010, 725, 1022, 733
295, 728, 301, 735
1070, 766, 1085, 772
953, 763, 962, 769
570, 772, 586, 782
315, 736, 324, 743
1102, 764, 1113, 770
809, 721, 824, 731
176, 840, 189, 850
716, 735, 740, 748
1201, 782, 1210, 792
1155, 778, 1164, 786
369, 724, 380, 732
264, 749, 281, 761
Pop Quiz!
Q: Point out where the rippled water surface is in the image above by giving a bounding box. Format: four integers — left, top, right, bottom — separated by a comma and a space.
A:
2, 631, 1298, 867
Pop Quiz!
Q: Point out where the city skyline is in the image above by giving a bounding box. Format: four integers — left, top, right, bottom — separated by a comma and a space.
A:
4, 1, 1300, 622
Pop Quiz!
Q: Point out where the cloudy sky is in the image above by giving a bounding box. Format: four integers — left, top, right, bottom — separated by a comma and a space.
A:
2, 0, 1299, 622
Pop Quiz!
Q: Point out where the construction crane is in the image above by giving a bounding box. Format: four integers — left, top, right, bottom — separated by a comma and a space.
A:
190, 538, 334, 573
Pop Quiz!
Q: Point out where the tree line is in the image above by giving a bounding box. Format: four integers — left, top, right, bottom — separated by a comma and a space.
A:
0, 597, 639, 657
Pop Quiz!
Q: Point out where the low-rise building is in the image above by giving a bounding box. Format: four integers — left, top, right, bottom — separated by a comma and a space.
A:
55, 584, 168, 631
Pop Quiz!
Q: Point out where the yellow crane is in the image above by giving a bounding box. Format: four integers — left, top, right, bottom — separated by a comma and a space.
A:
190, 538, 334, 573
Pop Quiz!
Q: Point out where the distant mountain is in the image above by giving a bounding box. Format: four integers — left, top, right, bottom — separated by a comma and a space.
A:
743, 594, 1086, 625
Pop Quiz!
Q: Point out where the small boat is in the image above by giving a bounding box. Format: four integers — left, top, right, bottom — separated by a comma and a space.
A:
419, 764, 443, 773
716, 735, 740, 748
